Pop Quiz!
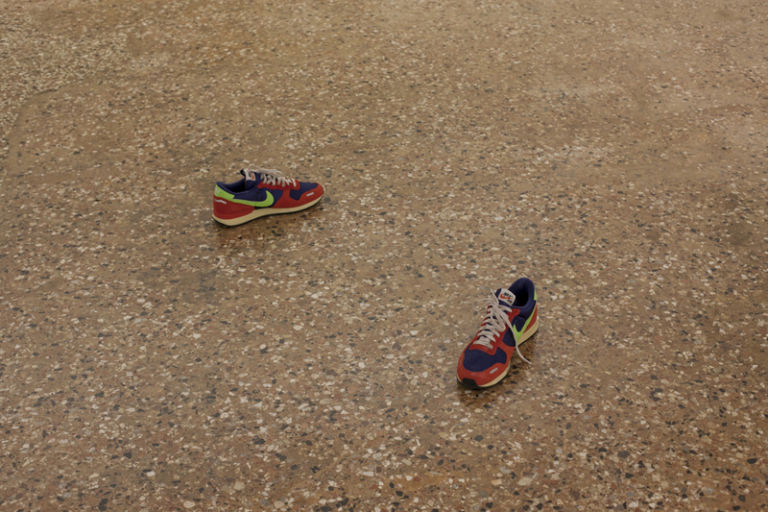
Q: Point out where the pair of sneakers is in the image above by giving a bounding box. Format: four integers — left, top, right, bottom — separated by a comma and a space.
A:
211, 168, 538, 389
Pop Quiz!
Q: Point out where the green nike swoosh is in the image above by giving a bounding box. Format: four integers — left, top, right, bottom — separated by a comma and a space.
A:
231, 190, 274, 208
512, 313, 534, 343
214, 186, 274, 207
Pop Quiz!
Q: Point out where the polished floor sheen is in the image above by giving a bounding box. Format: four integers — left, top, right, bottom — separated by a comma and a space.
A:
1, 1, 766, 511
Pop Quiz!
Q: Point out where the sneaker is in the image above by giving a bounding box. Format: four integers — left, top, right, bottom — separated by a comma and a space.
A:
457, 278, 539, 389
212, 168, 324, 226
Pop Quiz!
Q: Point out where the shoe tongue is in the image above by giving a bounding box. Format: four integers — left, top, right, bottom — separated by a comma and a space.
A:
241, 169, 261, 183
496, 288, 516, 306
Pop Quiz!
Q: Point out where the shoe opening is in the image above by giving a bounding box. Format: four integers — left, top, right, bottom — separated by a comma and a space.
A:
509, 278, 534, 307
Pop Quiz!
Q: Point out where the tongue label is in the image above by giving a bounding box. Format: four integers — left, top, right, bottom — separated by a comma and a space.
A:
243, 169, 258, 181
498, 289, 516, 303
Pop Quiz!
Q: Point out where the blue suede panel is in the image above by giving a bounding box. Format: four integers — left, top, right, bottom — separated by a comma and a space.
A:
462, 346, 507, 372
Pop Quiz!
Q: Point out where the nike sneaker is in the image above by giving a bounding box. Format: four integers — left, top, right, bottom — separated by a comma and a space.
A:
457, 278, 539, 389
212, 168, 324, 226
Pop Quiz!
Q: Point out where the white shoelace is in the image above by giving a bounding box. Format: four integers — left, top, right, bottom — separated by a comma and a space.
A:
472, 292, 531, 364
243, 167, 297, 188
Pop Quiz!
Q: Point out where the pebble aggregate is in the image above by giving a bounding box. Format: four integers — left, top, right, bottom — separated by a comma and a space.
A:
1, 0, 766, 510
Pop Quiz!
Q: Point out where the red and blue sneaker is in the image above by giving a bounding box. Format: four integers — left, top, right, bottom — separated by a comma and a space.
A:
212, 167, 324, 226
457, 278, 539, 389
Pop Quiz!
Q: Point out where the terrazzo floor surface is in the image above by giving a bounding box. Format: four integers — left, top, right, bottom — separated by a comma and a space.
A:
1, 1, 767, 511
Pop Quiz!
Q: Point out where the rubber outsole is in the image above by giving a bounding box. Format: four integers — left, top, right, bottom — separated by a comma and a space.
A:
212, 196, 323, 226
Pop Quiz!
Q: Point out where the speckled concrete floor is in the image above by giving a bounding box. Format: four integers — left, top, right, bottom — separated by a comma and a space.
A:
1, 1, 766, 511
